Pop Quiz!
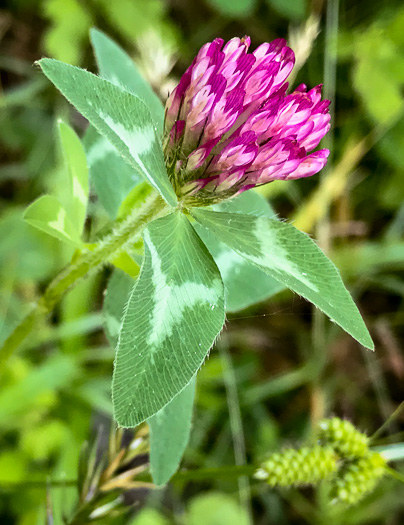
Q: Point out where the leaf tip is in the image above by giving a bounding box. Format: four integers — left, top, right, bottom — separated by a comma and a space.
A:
89, 26, 103, 43
34, 58, 46, 71
57, 119, 68, 134
36, 57, 56, 77
363, 337, 375, 351
36, 57, 48, 68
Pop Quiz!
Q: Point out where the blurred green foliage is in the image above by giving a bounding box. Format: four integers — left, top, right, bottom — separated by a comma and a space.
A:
1, 0, 404, 523
43, 0, 92, 65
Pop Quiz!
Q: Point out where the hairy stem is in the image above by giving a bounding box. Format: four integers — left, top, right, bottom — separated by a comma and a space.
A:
0, 192, 169, 366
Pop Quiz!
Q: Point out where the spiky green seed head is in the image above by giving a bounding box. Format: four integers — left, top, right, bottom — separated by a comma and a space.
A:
318, 418, 369, 459
330, 451, 386, 506
256, 445, 338, 487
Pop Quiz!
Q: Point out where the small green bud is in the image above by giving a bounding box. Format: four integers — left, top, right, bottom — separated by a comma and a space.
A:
256, 445, 338, 487
330, 452, 386, 505
318, 418, 369, 459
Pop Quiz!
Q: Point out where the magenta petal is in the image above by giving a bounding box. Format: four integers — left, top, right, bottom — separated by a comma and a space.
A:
286, 149, 330, 180
187, 138, 220, 171
209, 131, 258, 173
197, 38, 224, 61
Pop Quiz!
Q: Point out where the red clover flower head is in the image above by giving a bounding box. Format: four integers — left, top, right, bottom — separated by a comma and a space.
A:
163, 36, 331, 206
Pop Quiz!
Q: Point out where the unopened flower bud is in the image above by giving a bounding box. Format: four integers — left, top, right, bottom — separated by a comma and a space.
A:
163, 37, 330, 206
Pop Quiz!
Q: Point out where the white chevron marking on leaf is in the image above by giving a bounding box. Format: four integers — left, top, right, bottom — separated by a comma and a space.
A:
145, 230, 222, 349
250, 217, 318, 291
48, 206, 66, 233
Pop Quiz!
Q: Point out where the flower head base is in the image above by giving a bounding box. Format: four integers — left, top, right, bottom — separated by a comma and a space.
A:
163, 37, 330, 206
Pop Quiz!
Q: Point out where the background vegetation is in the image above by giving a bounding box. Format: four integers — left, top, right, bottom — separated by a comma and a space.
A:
0, 0, 403, 523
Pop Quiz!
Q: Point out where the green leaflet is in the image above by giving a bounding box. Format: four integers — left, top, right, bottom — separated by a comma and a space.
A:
24, 195, 83, 247
38, 59, 177, 207
197, 191, 285, 312
104, 270, 195, 483
90, 28, 164, 132
112, 211, 225, 426
103, 269, 135, 348
58, 121, 89, 234
148, 378, 196, 485
192, 209, 374, 350
24, 122, 89, 245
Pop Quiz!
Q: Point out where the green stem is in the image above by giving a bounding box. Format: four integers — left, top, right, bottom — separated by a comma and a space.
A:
385, 466, 404, 485
0, 192, 169, 366
171, 464, 257, 482
219, 338, 252, 523
0, 465, 258, 492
